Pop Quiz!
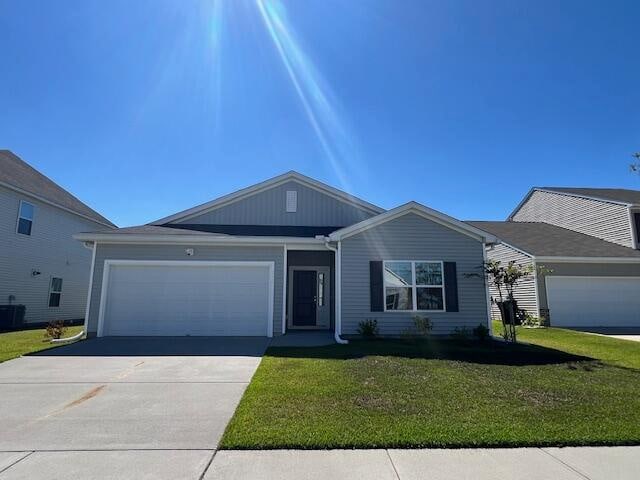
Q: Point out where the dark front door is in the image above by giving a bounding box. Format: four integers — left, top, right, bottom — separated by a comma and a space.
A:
292, 270, 317, 327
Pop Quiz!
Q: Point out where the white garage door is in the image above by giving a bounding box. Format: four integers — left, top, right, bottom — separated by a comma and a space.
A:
98, 261, 274, 337
546, 276, 640, 327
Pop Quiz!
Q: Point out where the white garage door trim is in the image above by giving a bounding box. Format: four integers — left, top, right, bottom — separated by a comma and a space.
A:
545, 275, 640, 327
96, 260, 275, 337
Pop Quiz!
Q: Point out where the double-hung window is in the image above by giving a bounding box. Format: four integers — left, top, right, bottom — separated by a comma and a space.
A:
384, 261, 445, 312
49, 277, 63, 307
17, 201, 34, 235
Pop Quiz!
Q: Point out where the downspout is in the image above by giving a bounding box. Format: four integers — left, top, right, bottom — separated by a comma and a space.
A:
323, 239, 348, 344
483, 242, 493, 338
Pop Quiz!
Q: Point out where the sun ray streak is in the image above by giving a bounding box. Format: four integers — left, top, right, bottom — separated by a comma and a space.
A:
256, 0, 362, 191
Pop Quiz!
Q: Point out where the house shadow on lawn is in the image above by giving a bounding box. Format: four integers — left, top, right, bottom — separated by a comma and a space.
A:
266, 338, 599, 367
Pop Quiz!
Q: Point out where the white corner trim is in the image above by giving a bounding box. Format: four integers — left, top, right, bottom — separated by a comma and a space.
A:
82, 242, 97, 336
532, 259, 541, 317
334, 240, 347, 344
627, 207, 638, 249
282, 244, 287, 335
149, 171, 383, 225
329, 202, 498, 244
95, 260, 276, 338
482, 243, 493, 334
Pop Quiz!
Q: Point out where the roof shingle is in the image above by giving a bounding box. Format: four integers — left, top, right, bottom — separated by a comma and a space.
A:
466, 221, 640, 258
0, 150, 115, 227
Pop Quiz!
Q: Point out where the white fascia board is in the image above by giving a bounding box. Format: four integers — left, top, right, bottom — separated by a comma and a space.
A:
507, 187, 536, 221
149, 171, 384, 225
491, 240, 535, 259
73, 232, 325, 246
329, 202, 498, 244
0, 180, 116, 229
534, 256, 640, 264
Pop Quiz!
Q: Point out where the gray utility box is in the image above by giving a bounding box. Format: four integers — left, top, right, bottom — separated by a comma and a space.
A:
0, 305, 26, 330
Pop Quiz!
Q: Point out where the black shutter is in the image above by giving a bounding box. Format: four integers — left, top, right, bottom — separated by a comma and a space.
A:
370, 261, 384, 312
443, 262, 459, 312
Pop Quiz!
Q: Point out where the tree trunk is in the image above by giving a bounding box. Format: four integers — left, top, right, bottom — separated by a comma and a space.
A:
497, 300, 518, 342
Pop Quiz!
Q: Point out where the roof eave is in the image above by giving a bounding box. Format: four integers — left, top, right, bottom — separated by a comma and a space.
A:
149, 171, 384, 225
73, 232, 325, 245
329, 201, 498, 244
533, 255, 640, 264
0, 180, 116, 228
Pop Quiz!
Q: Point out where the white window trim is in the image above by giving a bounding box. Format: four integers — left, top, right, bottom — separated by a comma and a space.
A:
383, 260, 446, 313
16, 200, 35, 236
49, 276, 63, 308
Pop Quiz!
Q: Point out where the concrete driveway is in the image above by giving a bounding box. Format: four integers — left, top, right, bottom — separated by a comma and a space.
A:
0, 337, 268, 479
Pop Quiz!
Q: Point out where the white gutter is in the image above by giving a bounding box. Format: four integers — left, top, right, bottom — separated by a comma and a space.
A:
73, 233, 324, 245
323, 239, 348, 345
534, 256, 640, 264
482, 242, 493, 337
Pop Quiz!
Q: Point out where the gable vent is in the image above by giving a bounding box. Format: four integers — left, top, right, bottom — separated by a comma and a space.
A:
286, 190, 297, 212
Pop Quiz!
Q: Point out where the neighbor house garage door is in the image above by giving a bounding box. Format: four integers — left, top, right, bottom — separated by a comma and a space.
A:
98, 261, 274, 336
546, 276, 640, 327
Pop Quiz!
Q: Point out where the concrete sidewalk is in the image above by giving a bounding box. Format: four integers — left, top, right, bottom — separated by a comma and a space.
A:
206, 447, 639, 480
0, 446, 637, 478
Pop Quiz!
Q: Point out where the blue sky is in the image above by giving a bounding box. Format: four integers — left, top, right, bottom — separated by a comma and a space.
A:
1, 0, 639, 227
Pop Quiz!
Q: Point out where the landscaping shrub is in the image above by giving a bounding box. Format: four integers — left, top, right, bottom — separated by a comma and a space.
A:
412, 315, 433, 336
521, 313, 542, 328
450, 326, 470, 342
473, 323, 490, 342
358, 318, 378, 338
45, 320, 66, 340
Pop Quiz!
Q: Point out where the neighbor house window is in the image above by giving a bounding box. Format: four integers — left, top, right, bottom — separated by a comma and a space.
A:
16, 201, 34, 235
384, 261, 444, 311
49, 277, 63, 307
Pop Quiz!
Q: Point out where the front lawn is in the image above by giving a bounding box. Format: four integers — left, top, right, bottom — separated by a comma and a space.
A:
0, 326, 83, 363
492, 320, 640, 370
221, 338, 640, 449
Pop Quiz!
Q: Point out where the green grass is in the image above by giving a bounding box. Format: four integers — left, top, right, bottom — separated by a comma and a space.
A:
492, 320, 640, 370
221, 338, 640, 449
0, 326, 83, 363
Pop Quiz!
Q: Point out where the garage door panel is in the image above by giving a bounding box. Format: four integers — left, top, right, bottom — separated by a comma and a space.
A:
100, 263, 272, 336
546, 276, 640, 327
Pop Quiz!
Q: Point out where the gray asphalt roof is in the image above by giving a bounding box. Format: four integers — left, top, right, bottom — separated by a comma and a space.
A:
540, 187, 640, 205
86, 225, 227, 235
0, 150, 115, 227
466, 221, 640, 258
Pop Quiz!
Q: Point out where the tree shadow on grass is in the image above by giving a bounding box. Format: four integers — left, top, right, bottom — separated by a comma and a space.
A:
266, 338, 599, 367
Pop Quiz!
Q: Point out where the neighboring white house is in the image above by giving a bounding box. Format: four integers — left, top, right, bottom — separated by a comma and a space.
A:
0, 150, 116, 328
469, 187, 640, 329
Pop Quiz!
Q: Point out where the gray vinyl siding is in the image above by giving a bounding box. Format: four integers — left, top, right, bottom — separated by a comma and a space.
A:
484, 243, 538, 319
174, 180, 377, 227
86, 244, 284, 336
513, 190, 633, 248
340, 213, 489, 335
537, 262, 640, 318
0, 185, 106, 324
